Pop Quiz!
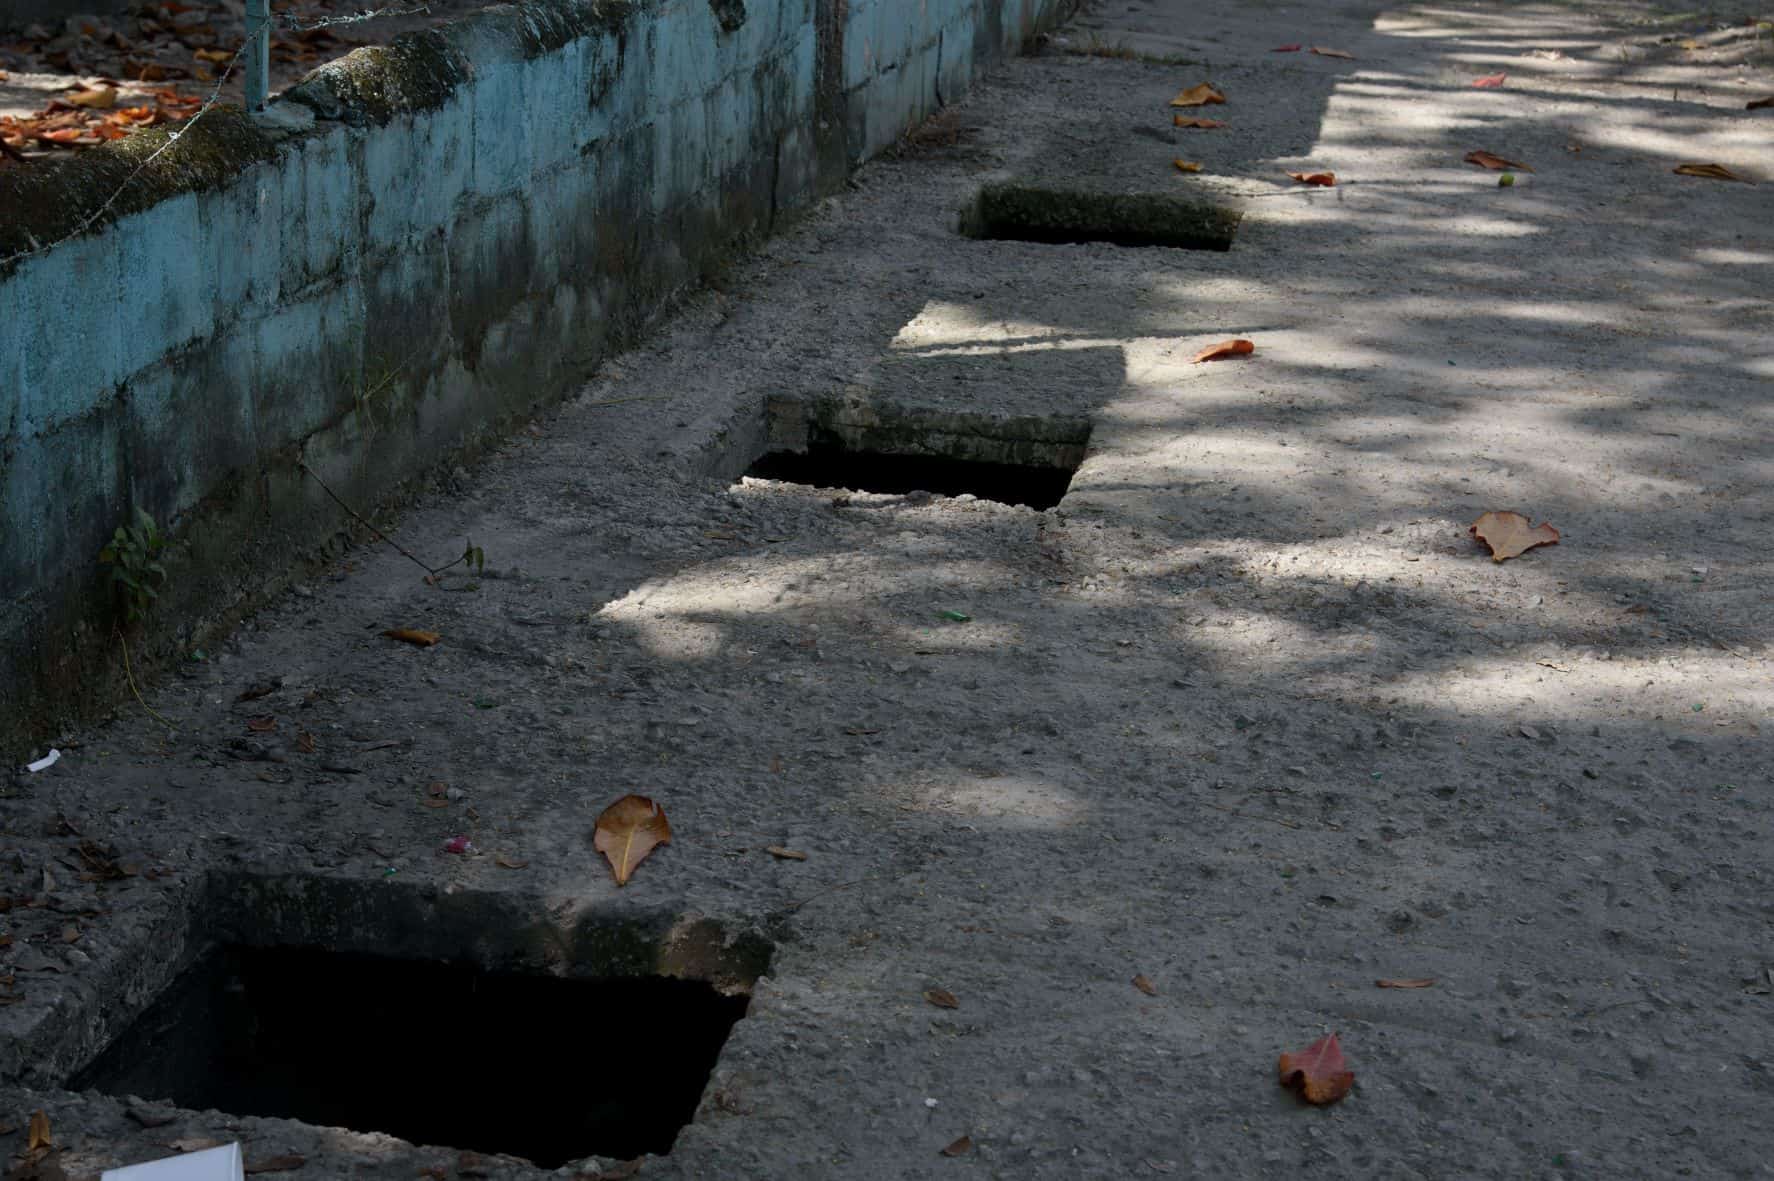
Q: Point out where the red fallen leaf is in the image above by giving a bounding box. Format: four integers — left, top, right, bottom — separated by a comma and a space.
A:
593, 794, 672, 886
1748, 96, 1774, 110
1287, 170, 1337, 186
1673, 162, 1751, 183
1472, 72, 1507, 87
1376, 977, 1436, 989
1192, 338, 1254, 363
1271, 43, 1302, 52
1172, 116, 1226, 128
1278, 1032, 1354, 1104
1464, 149, 1533, 172
1310, 46, 1355, 59
1469, 511, 1559, 561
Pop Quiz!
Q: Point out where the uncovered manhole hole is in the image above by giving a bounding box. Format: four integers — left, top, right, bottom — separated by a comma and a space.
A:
70, 946, 748, 1166
961, 182, 1241, 251
747, 398, 1091, 510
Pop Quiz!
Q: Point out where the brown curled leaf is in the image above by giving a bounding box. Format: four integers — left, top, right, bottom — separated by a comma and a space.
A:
924, 988, 961, 1009
1376, 977, 1437, 989
1469, 511, 1560, 561
1309, 46, 1355, 59
1132, 974, 1159, 996
1170, 83, 1225, 107
1173, 158, 1203, 173
1192, 339, 1255, 363
1464, 149, 1533, 172
941, 1136, 973, 1157
1673, 162, 1751, 183
382, 629, 441, 647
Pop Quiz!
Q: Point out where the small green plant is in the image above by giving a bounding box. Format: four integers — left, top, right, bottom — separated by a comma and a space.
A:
98, 508, 167, 624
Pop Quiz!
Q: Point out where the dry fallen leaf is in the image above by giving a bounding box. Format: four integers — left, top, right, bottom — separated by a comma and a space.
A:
1464, 149, 1533, 173
1192, 339, 1255, 363
246, 715, 278, 733
495, 854, 529, 869
1310, 46, 1355, 59
27, 1110, 50, 1152
245, 1154, 307, 1175
1278, 1032, 1355, 1105
1748, 96, 1774, 110
1132, 974, 1159, 996
593, 794, 672, 886
67, 86, 117, 109
1173, 158, 1202, 173
1287, 170, 1337, 186
1471, 72, 1507, 87
1673, 162, 1751, 183
1170, 83, 1226, 108
194, 48, 233, 64
1271, 43, 1302, 52
1376, 977, 1437, 989
941, 1136, 974, 1157
924, 988, 961, 1009
1469, 511, 1560, 562
765, 846, 808, 860
1173, 116, 1226, 128
382, 628, 441, 647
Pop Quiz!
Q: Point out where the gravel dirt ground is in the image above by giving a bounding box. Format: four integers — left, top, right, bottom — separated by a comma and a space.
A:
4, 0, 1773, 1177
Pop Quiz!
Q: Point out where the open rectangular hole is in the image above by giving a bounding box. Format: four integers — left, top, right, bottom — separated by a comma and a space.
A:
70, 945, 747, 1167
748, 442, 1079, 509
962, 183, 1241, 251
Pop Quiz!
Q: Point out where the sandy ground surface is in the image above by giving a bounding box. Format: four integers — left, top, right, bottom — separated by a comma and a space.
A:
4, 0, 1774, 1177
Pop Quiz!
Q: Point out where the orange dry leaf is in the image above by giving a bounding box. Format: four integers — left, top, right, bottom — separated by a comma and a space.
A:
1173, 159, 1203, 173
382, 628, 441, 647
1278, 1033, 1354, 1105
1192, 339, 1254, 363
1748, 96, 1774, 110
1464, 149, 1533, 173
193, 47, 233, 64
1471, 72, 1507, 87
1376, 977, 1436, 989
1673, 162, 1751, 183
1132, 974, 1159, 996
1287, 171, 1337, 186
1170, 83, 1226, 108
593, 793, 672, 886
1469, 511, 1560, 561
1173, 116, 1226, 128
67, 86, 117, 109
1310, 46, 1355, 59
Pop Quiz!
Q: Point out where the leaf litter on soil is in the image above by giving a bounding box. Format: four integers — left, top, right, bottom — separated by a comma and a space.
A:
1465, 149, 1533, 172
1278, 1033, 1355, 1105
593, 794, 672, 885
1470, 511, 1559, 561
1287, 170, 1337, 186
1192, 339, 1255, 363
1170, 83, 1226, 107
1673, 163, 1751, 183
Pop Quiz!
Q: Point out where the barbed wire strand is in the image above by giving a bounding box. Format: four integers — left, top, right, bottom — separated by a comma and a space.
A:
0, 1, 432, 270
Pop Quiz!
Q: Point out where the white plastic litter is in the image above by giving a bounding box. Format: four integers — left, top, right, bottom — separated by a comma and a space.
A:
101, 1142, 243, 1181
25, 749, 60, 773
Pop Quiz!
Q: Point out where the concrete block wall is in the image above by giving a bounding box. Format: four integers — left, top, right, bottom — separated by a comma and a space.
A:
0, 0, 1074, 754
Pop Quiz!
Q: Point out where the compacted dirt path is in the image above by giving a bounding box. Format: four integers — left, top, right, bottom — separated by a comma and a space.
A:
4, 0, 1771, 1177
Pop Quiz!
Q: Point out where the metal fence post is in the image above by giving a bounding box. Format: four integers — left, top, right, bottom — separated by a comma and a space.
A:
245, 0, 271, 111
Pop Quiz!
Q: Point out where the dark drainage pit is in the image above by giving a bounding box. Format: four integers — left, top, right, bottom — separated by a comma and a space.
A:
962, 183, 1241, 251
71, 945, 748, 1167
748, 443, 1078, 509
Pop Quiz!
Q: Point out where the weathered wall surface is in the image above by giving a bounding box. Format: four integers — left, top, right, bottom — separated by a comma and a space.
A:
0, 0, 1071, 754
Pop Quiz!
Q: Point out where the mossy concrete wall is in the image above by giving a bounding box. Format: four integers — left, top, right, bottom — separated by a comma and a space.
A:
0, 0, 1072, 756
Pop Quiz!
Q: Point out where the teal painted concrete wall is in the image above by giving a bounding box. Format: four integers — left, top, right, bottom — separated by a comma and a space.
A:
0, 0, 1073, 752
